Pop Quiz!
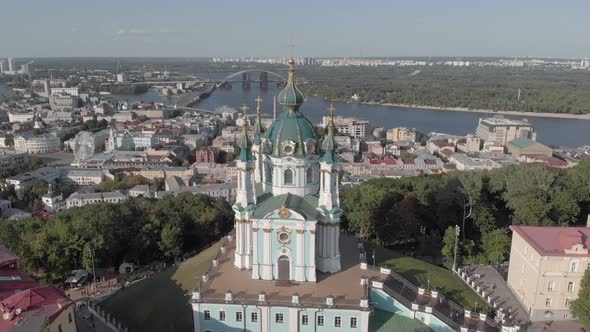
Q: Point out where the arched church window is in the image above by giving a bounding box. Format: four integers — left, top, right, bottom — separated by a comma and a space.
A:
265, 163, 273, 183
306, 167, 313, 184
284, 169, 294, 185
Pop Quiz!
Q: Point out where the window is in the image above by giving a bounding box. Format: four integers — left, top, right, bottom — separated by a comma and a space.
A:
276, 313, 284, 323
547, 281, 555, 292
306, 167, 313, 184
204, 310, 211, 320
546, 298, 552, 306
570, 261, 579, 272
236, 312, 243, 322
568, 281, 575, 292
350, 317, 358, 328
565, 299, 571, 307
251, 312, 258, 322
317, 315, 325, 326
284, 169, 294, 185
68, 312, 72, 323
335, 316, 342, 327
302, 314, 309, 325
58, 324, 63, 332
219, 311, 226, 321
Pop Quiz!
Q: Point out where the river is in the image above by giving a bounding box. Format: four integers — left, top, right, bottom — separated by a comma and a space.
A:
1, 82, 587, 147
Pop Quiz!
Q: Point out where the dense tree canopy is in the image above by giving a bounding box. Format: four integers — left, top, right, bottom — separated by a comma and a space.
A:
342, 161, 589, 263
300, 65, 590, 114
0, 193, 233, 283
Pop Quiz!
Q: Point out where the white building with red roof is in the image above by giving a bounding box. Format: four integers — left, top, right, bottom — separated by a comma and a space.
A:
508, 225, 590, 321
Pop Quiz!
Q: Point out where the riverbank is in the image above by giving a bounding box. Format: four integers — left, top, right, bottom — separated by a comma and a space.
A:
364, 102, 590, 120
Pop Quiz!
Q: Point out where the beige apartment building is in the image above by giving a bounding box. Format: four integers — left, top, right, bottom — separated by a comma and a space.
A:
475, 117, 536, 146
508, 225, 590, 321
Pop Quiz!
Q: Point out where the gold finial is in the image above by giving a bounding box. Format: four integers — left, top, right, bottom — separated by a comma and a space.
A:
328, 103, 336, 123
240, 104, 250, 119
240, 104, 250, 131
255, 96, 263, 113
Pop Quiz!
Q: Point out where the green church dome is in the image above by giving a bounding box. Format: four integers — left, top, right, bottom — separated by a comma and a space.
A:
277, 59, 305, 109
265, 108, 318, 157
265, 59, 317, 158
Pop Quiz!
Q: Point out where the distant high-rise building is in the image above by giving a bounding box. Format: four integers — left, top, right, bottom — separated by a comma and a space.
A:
475, 116, 536, 146
20, 63, 29, 75
7, 58, 15, 73
0, 59, 4, 74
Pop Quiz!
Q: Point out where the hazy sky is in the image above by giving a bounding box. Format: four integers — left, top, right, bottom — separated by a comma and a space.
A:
1, 0, 589, 58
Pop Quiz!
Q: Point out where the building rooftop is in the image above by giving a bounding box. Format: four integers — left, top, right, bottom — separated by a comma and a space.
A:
196, 233, 384, 310
0, 246, 19, 269
507, 137, 536, 149
511, 225, 590, 257
480, 117, 532, 126
0, 285, 73, 332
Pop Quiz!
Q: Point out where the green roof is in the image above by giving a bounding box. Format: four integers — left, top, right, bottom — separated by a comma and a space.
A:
508, 137, 536, 149
264, 108, 318, 158
252, 193, 320, 220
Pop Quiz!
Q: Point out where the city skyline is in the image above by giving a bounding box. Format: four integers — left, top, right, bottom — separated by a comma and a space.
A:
1, 0, 589, 58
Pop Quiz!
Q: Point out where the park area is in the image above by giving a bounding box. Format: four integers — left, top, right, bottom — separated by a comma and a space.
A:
376, 246, 486, 311
99, 240, 224, 332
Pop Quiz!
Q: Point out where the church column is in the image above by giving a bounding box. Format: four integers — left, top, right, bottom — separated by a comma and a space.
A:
252, 227, 259, 279
245, 220, 252, 268
309, 229, 317, 282
295, 229, 305, 281
234, 219, 244, 269
262, 228, 272, 280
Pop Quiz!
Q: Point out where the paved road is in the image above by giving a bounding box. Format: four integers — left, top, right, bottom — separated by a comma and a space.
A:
525, 320, 586, 332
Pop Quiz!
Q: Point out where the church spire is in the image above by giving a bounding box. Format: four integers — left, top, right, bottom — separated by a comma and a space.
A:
277, 59, 305, 110
236, 104, 254, 162
252, 96, 264, 145
321, 104, 338, 164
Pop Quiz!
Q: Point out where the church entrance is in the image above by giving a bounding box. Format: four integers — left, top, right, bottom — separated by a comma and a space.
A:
278, 255, 290, 280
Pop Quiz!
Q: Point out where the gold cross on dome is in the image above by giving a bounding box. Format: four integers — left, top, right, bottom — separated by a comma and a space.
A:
288, 39, 295, 58
328, 103, 336, 117
240, 104, 250, 119
255, 96, 263, 112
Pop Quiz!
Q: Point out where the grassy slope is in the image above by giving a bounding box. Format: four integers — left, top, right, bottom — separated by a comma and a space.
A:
100, 240, 224, 332
376, 247, 486, 311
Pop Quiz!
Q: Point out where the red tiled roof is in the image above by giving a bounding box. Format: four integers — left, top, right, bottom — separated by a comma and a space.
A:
511, 225, 590, 257
31, 211, 54, 218
0, 270, 37, 300
0, 285, 73, 331
544, 157, 568, 167
0, 246, 19, 269
369, 157, 397, 165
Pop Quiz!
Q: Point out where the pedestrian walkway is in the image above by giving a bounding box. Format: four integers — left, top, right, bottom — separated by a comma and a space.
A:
469, 266, 528, 325
75, 303, 114, 332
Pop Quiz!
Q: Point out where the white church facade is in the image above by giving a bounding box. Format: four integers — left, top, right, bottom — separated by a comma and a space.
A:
189, 60, 511, 332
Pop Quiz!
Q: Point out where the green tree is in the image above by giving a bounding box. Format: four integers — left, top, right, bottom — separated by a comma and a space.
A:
571, 269, 590, 328
159, 219, 184, 260
31, 157, 44, 170
4, 136, 14, 147
481, 228, 511, 263
31, 179, 48, 197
